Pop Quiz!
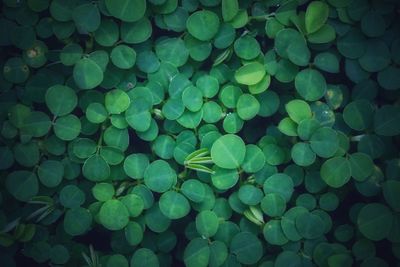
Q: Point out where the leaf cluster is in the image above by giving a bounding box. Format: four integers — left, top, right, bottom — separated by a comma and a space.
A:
0, 0, 400, 266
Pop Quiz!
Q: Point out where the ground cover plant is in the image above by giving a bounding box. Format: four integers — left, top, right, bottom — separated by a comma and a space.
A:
0, 0, 400, 266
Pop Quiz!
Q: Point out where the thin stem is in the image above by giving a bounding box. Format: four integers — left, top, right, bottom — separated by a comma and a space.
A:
249, 13, 276, 21
96, 124, 105, 153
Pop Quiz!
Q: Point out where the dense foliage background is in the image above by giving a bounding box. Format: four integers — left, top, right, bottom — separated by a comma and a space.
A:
1, 0, 400, 266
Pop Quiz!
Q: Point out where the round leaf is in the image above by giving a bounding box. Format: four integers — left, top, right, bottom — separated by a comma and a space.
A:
211, 134, 246, 169
105, 0, 146, 22
73, 58, 103, 90
357, 203, 393, 241
186, 10, 220, 41
321, 157, 352, 188
99, 199, 130, 230
295, 69, 327, 101
230, 232, 262, 265
45, 85, 77, 116
144, 160, 176, 193
159, 191, 190, 219
6, 171, 38, 202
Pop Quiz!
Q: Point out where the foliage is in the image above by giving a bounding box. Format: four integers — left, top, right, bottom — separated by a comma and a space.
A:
0, 0, 400, 266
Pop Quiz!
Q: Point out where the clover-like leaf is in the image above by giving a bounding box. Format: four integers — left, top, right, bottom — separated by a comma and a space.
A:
211, 134, 246, 169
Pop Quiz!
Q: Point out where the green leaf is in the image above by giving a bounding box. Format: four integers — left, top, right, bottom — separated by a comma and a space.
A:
309, 127, 338, 158
235, 62, 266, 85
125, 221, 143, 246
185, 148, 209, 162
38, 160, 64, 188
182, 86, 203, 112
357, 203, 393, 241
49, 245, 70, 265
159, 191, 190, 219
211, 134, 246, 169
21, 111, 51, 137
82, 154, 110, 182
285, 99, 312, 123
6, 171, 39, 202
241, 144, 265, 173
263, 219, 288, 245
275, 28, 304, 59
291, 142, 316, 167
263, 173, 294, 202
361, 11, 386, 38
107, 254, 129, 267
45, 85, 77, 116
234, 35, 261, 60
307, 24, 336, 44
99, 199, 130, 230
123, 153, 149, 179
155, 38, 189, 67
374, 105, 400, 136
186, 163, 215, 174
3, 57, 30, 84
0, 146, 14, 170
248, 74, 271, 94
262, 143, 286, 165
295, 69, 327, 101
60, 43, 83, 66
211, 167, 239, 190
278, 117, 298, 136
187, 156, 213, 164
60, 185, 85, 208
63, 208, 92, 236
130, 248, 159, 267
238, 184, 263, 205
184, 238, 210, 267
321, 157, 352, 188
196, 210, 219, 237
186, 10, 220, 41
73, 58, 104, 90
230, 232, 263, 265
261, 193, 287, 217
181, 179, 206, 203
222, 0, 239, 22
236, 94, 260, 120
295, 211, 325, 239
105, 89, 131, 114
110, 45, 136, 69
213, 48, 232, 66
377, 65, 400, 91
13, 142, 39, 167
92, 183, 115, 202
144, 160, 176, 193
358, 39, 390, 73
120, 193, 144, 217
209, 241, 228, 267
305, 1, 330, 34
337, 28, 366, 59
281, 207, 308, 241
275, 251, 302, 267
382, 180, 400, 212
287, 40, 311, 67
86, 103, 108, 124
349, 152, 374, 182
94, 19, 119, 47
343, 100, 373, 131
105, 0, 146, 22
314, 52, 340, 73
125, 98, 152, 132
72, 3, 100, 32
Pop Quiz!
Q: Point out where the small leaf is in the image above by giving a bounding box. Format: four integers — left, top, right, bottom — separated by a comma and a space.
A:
305, 1, 330, 34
